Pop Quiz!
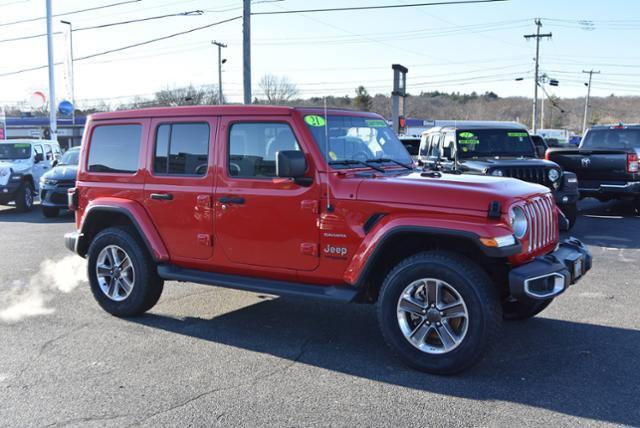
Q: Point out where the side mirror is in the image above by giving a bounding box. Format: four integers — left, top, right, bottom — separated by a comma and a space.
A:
34, 153, 44, 163
276, 150, 310, 185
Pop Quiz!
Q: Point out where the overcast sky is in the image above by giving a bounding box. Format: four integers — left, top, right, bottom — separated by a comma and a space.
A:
0, 0, 639, 108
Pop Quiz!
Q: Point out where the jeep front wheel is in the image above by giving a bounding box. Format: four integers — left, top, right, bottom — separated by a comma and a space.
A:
87, 226, 164, 317
377, 251, 501, 374
15, 181, 34, 212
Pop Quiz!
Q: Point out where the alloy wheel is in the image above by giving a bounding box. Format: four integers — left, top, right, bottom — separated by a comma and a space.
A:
96, 245, 135, 302
396, 278, 469, 354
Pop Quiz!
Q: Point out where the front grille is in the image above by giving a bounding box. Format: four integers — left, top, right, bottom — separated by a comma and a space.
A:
503, 167, 548, 186
55, 180, 75, 187
521, 194, 557, 253
50, 193, 67, 204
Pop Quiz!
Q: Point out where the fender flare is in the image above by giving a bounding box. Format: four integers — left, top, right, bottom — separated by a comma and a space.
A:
78, 200, 169, 262
345, 223, 521, 287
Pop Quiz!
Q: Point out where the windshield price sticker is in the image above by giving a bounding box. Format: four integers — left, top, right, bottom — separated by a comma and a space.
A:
305, 115, 326, 127
14, 143, 31, 148
507, 132, 528, 138
366, 119, 387, 128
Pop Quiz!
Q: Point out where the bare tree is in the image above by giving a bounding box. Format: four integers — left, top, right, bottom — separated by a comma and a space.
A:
258, 74, 299, 104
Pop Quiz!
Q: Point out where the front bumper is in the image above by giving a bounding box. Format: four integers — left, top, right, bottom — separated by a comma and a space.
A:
509, 237, 592, 300
40, 186, 73, 208
0, 181, 21, 203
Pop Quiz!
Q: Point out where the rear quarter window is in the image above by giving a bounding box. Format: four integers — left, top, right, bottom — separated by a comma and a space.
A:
87, 124, 142, 174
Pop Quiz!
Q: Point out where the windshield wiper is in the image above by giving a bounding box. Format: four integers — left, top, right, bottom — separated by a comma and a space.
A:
328, 159, 385, 172
365, 157, 413, 170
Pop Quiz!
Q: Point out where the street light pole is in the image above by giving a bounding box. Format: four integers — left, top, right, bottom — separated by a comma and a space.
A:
61, 20, 75, 126
212, 41, 227, 104
46, 0, 57, 141
242, 0, 251, 104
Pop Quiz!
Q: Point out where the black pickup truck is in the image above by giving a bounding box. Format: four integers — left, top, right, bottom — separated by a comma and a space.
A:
418, 122, 580, 227
547, 124, 640, 210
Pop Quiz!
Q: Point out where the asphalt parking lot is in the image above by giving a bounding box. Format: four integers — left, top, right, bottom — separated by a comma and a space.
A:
0, 199, 638, 427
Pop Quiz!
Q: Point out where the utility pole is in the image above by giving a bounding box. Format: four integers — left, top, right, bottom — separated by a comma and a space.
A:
61, 20, 75, 126
582, 70, 600, 134
242, 0, 251, 104
524, 19, 551, 134
212, 41, 227, 104
46, 0, 57, 141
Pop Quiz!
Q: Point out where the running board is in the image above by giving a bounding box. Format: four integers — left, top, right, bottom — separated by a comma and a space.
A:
157, 264, 358, 302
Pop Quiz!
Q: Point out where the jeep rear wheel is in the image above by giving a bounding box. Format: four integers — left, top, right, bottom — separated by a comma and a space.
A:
87, 226, 164, 317
377, 251, 501, 374
15, 181, 34, 212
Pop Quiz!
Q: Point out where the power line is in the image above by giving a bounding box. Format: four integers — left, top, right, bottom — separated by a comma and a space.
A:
0, 0, 141, 28
0, 16, 242, 78
251, 0, 508, 16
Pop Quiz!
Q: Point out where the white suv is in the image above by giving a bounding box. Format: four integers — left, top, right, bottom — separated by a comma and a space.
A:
0, 139, 60, 211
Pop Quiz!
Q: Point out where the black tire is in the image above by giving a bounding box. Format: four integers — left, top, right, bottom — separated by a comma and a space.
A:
560, 203, 577, 229
14, 181, 34, 212
87, 226, 164, 317
42, 206, 59, 218
502, 297, 553, 320
377, 251, 502, 375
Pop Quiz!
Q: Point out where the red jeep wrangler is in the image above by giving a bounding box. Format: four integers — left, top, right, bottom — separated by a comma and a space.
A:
65, 106, 591, 374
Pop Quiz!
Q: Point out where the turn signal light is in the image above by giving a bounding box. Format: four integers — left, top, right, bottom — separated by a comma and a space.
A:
544, 149, 551, 160
628, 153, 639, 173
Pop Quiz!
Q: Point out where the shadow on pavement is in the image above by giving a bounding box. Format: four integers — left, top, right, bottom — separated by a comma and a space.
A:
0, 204, 74, 224
132, 296, 640, 426
569, 199, 640, 249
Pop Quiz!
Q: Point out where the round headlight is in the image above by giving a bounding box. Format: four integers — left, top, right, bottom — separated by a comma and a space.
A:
509, 206, 528, 239
490, 169, 504, 177
548, 168, 560, 182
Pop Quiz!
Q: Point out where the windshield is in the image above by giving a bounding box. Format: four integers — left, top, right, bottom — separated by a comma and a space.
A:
304, 115, 412, 168
0, 143, 31, 160
457, 129, 536, 159
582, 128, 640, 149
59, 149, 80, 165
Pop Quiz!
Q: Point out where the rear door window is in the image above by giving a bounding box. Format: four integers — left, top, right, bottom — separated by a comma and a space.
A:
88, 124, 142, 174
154, 123, 210, 176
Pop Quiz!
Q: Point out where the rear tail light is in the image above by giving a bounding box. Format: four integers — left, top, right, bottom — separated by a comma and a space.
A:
68, 187, 78, 211
627, 153, 639, 173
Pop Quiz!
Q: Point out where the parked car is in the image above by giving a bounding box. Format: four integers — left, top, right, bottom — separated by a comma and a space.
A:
64, 106, 591, 374
418, 122, 580, 227
397, 134, 421, 160
0, 139, 60, 212
529, 134, 548, 158
40, 146, 80, 217
547, 123, 640, 211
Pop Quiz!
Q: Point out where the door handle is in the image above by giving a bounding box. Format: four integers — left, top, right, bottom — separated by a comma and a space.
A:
219, 196, 245, 204
150, 193, 174, 201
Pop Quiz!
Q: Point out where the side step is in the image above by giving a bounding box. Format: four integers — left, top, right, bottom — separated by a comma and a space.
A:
157, 264, 358, 303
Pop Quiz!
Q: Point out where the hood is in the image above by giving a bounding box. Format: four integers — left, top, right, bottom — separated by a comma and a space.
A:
0, 159, 32, 174
356, 171, 549, 212
460, 158, 558, 173
42, 164, 78, 181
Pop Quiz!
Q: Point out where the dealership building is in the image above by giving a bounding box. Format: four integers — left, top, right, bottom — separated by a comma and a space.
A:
4, 116, 86, 150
